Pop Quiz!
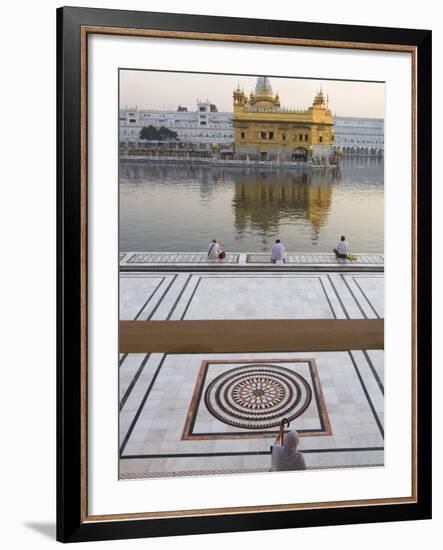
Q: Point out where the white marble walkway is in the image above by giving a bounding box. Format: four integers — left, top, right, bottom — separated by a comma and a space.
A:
119, 270, 384, 479
120, 272, 384, 321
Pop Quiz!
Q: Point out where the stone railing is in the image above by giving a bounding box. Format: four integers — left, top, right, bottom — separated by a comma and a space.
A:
120, 251, 384, 268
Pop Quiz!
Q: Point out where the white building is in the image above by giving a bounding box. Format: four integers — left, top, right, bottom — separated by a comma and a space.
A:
119, 100, 233, 144
333, 116, 384, 156
120, 105, 384, 157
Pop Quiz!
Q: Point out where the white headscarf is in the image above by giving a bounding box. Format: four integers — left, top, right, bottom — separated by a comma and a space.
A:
271, 430, 306, 471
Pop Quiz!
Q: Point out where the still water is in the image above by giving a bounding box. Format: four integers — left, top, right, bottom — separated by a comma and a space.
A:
119, 157, 384, 253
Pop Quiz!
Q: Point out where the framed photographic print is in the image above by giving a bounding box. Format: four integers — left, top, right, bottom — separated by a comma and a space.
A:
56, 6, 432, 543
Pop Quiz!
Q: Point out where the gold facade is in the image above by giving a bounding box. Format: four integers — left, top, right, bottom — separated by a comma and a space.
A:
233, 77, 334, 161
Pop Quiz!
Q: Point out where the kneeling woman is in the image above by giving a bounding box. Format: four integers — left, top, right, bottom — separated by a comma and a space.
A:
271, 429, 306, 471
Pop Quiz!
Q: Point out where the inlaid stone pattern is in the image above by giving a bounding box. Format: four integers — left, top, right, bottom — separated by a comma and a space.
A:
118, 270, 385, 478
121, 463, 383, 479
127, 252, 239, 264
247, 253, 384, 265
204, 364, 312, 430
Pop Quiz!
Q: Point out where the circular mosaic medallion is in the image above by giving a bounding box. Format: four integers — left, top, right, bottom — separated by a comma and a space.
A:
204, 364, 312, 429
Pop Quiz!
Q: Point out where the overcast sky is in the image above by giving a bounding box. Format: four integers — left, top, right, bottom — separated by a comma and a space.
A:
119, 70, 384, 118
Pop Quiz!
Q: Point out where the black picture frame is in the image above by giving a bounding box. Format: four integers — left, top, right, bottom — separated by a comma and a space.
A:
57, 6, 432, 543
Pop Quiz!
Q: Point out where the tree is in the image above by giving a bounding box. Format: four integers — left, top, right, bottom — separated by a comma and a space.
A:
139, 125, 178, 141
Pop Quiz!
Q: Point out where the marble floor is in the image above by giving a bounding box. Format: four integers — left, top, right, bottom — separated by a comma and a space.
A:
119, 272, 384, 321
119, 271, 384, 479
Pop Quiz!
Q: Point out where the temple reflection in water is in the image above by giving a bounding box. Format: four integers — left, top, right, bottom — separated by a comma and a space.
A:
119, 159, 383, 253
232, 169, 337, 243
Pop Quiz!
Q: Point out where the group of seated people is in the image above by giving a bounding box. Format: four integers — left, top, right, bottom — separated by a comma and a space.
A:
209, 236, 353, 262
271, 235, 352, 262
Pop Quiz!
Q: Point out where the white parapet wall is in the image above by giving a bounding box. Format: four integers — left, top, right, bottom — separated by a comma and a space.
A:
119, 252, 384, 271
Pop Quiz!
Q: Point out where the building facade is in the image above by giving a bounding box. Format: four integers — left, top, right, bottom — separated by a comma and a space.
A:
333, 116, 384, 156
119, 85, 384, 159
119, 100, 233, 145
232, 77, 335, 161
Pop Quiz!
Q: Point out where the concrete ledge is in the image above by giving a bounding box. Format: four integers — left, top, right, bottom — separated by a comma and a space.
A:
247, 253, 383, 265
120, 251, 384, 272
120, 156, 326, 169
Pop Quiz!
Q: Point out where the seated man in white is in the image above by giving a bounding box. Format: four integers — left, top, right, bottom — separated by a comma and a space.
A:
333, 235, 349, 258
270, 239, 286, 263
208, 239, 221, 260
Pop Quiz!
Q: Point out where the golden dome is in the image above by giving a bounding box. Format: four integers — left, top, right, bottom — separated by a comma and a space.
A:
255, 76, 273, 95
313, 87, 326, 107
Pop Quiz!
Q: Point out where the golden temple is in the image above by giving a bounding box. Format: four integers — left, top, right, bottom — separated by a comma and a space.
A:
233, 77, 335, 162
